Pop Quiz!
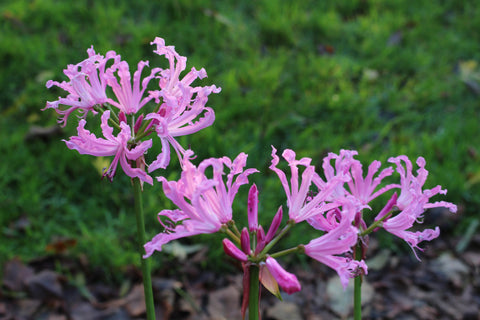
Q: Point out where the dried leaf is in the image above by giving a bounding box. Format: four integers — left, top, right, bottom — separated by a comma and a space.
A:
2, 258, 35, 292
45, 238, 77, 254
25, 270, 63, 299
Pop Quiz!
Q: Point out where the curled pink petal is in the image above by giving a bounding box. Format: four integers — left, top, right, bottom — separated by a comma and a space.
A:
270, 146, 345, 223
63, 110, 152, 185
44, 47, 120, 126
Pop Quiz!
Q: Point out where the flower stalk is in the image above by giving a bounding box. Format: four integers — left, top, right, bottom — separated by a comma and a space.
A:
133, 176, 156, 320
258, 219, 295, 257
353, 241, 363, 320
248, 264, 260, 320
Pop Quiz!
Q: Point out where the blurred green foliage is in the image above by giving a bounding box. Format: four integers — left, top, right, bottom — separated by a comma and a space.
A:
1, 0, 479, 276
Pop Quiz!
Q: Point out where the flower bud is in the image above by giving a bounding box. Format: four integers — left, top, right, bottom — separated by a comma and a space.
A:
118, 111, 127, 124
266, 206, 283, 243
222, 239, 248, 262
240, 228, 251, 255
134, 113, 145, 134
265, 257, 301, 294
247, 184, 259, 232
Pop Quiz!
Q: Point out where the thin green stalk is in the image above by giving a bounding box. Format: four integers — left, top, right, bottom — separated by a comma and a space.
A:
353, 242, 362, 320
258, 219, 295, 257
248, 264, 260, 320
93, 104, 122, 131
360, 212, 391, 237
133, 177, 156, 320
224, 227, 241, 246
269, 244, 304, 259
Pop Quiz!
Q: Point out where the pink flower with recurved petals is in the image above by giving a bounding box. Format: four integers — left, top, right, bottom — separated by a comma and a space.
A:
146, 37, 221, 171
64, 110, 153, 184
304, 204, 365, 289
105, 60, 161, 115
388, 155, 458, 213
269, 147, 346, 223
317, 149, 396, 208
144, 152, 257, 257
382, 197, 440, 259
378, 156, 457, 259
45, 47, 120, 126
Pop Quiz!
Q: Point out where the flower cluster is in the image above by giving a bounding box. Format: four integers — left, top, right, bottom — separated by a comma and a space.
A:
44, 37, 221, 184
45, 36, 458, 319
145, 146, 456, 302
144, 151, 258, 257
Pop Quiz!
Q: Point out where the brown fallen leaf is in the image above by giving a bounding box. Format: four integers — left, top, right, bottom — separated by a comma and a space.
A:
207, 284, 241, 320
95, 284, 146, 317
2, 258, 35, 292
124, 284, 146, 317
45, 238, 78, 254
25, 270, 64, 300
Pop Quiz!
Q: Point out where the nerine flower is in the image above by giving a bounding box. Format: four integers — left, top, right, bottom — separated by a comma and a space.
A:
105, 60, 161, 114
146, 37, 221, 171
144, 152, 257, 257
388, 156, 458, 213
64, 110, 153, 184
304, 204, 366, 289
269, 147, 346, 223
379, 156, 457, 258
382, 197, 441, 259
45, 47, 120, 126
317, 149, 396, 208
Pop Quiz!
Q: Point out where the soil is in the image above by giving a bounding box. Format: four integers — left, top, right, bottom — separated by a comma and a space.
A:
1, 233, 479, 320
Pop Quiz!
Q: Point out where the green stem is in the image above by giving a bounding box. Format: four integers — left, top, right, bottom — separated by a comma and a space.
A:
224, 227, 241, 246
248, 264, 260, 320
360, 212, 391, 237
93, 104, 122, 131
258, 219, 295, 257
269, 244, 304, 259
353, 242, 362, 320
133, 177, 156, 320
105, 104, 120, 123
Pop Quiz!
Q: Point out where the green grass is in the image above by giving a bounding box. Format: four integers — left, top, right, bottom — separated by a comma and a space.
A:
1, 0, 480, 276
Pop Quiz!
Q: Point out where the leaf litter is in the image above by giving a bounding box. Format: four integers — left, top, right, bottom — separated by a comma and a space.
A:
1, 234, 479, 320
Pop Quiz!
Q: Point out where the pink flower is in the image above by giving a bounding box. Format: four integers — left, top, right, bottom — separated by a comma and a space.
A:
377, 156, 457, 259
144, 152, 257, 257
269, 147, 345, 223
382, 195, 441, 260
388, 156, 457, 213
45, 47, 120, 126
318, 150, 396, 207
304, 205, 365, 289
64, 111, 153, 184
105, 59, 161, 114
146, 38, 221, 171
